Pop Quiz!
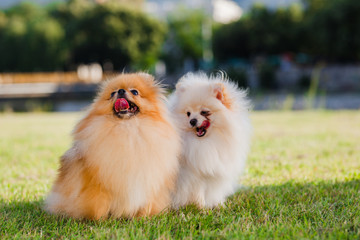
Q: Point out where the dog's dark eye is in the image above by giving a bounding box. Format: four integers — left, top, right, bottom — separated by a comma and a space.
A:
130, 89, 138, 96
201, 111, 210, 116
110, 91, 116, 98
186, 112, 190, 117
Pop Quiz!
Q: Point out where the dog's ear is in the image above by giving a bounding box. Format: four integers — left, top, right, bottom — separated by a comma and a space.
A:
213, 83, 224, 101
212, 83, 232, 109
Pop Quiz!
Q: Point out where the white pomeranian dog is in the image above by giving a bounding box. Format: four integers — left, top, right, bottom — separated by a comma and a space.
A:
169, 72, 252, 208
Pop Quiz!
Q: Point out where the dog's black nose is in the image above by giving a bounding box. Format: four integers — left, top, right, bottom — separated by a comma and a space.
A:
118, 89, 126, 96
190, 119, 197, 127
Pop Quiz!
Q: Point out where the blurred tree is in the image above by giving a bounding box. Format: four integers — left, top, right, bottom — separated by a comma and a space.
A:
223, 66, 249, 88
258, 62, 277, 90
0, 3, 68, 72
52, 0, 166, 70
213, 4, 303, 61
0, 0, 165, 72
2, 0, 360, 73
302, 0, 326, 12
93, 0, 144, 10
214, 0, 360, 64
162, 9, 206, 73
302, 0, 360, 62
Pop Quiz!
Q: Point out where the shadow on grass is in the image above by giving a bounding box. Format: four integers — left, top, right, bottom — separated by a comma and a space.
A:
1, 179, 359, 238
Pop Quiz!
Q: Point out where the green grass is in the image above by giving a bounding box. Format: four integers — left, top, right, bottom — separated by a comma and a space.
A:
1, 111, 359, 239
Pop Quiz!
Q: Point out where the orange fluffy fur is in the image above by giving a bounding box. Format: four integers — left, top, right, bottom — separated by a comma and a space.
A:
45, 73, 180, 219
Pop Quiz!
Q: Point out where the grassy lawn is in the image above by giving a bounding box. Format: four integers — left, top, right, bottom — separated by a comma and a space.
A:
1, 111, 359, 239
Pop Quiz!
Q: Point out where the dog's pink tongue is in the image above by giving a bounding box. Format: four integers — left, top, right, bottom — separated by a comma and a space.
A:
201, 120, 211, 129
114, 98, 129, 112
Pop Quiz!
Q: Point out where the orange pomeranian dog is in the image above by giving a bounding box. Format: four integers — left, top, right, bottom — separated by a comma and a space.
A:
45, 73, 180, 219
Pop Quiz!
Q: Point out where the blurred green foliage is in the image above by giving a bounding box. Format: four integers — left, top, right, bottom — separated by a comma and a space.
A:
224, 66, 248, 89
1, 0, 360, 73
0, 0, 165, 72
0, 3, 67, 71
213, 4, 302, 61
161, 9, 205, 73
213, 0, 360, 63
258, 62, 277, 90
51, 0, 165, 70
303, 0, 360, 62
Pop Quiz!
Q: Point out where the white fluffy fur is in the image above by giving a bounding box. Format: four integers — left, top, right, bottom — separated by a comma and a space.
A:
169, 72, 252, 208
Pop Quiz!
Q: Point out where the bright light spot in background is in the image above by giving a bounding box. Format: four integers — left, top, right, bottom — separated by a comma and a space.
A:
213, 0, 242, 24
77, 63, 103, 83
145, 0, 243, 23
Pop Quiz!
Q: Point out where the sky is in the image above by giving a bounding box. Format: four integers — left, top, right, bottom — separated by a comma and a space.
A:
0, 0, 300, 10
0, 0, 64, 8
236, 0, 301, 11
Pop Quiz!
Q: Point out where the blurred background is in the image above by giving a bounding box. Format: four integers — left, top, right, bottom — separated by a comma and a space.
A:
0, 0, 359, 111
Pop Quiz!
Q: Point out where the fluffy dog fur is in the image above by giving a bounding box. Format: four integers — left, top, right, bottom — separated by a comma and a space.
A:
169, 72, 251, 208
45, 73, 180, 219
